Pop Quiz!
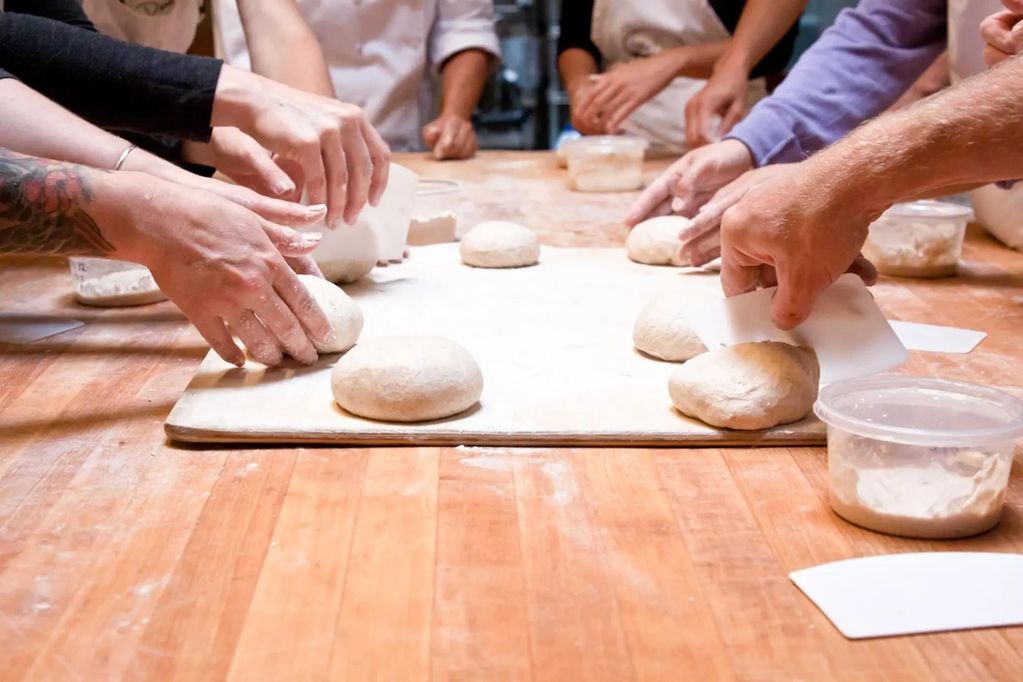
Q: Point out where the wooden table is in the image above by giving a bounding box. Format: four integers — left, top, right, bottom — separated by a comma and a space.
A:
2, 151, 1023, 681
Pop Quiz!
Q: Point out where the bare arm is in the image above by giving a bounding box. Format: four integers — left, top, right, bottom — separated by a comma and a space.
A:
718, 0, 807, 78
233, 0, 335, 97
439, 49, 490, 121
558, 48, 599, 94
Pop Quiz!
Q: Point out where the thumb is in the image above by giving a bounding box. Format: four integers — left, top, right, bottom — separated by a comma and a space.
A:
720, 98, 746, 136
263, 223, 322, 256
771, 263, 821, 330
422, 121, 441, 147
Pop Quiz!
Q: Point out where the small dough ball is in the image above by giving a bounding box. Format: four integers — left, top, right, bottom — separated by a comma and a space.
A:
627, 215, 692, 266
318, 258, 376, 284
633, 293, 706, 361
668, 341, 819, 430
460, 220, 540, 268
297, 275, 364, 354
331, 335, 483, 422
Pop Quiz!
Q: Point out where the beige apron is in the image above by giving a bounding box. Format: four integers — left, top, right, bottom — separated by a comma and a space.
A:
590, 0, 766, 153
949, 0, 1023, 250
82, 0, 202, 52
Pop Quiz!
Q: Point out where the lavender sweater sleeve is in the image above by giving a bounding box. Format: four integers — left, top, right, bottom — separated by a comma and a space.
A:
728, 0, 948, 166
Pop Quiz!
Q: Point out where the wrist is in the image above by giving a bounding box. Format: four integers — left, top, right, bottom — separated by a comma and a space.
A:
87, 171, 165, 264
211, 65, 267, 129
713, 48, 754, 79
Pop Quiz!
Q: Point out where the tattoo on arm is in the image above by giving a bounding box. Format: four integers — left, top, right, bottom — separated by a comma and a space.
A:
0, 149, 113, 256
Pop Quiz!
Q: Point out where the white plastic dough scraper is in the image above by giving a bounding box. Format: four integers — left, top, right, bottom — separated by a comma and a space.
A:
683, 273, 908, 384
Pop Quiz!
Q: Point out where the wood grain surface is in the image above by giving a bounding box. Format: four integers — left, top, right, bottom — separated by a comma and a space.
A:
2, 152, 1023, 681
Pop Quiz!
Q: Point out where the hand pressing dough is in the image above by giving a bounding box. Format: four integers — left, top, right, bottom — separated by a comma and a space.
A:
297, 275, 363, 354
460, 221, 540, 268
633, 293, 706, 361
331, 335, 483, 422
668, 341, 819, 430
627, 215, 692, 266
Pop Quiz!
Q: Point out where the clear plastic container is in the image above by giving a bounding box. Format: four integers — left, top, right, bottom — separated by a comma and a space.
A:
815, 375, 1023, 539
563, 136, 648, 193
862, 200, 973, 278
68, 257, 166, 307
408, 178, 460, 245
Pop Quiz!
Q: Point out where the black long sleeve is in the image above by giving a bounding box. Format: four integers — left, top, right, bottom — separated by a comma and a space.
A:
0, 13, 222, 142
5, 0, 98, 30
557, 0, 601, 67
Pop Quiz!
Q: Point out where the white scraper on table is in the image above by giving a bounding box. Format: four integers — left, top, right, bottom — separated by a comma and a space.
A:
683, 273, 907, 384
790, 552, 1023, 639
309, 162, 419, 269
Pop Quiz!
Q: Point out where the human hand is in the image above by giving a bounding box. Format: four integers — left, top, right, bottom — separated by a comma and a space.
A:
718, 162, 879, 330
213, 66, 391, 228
185, 127, 302, 199
684, 64, 749, 148
624, 139, 754, 226
575, 54, 680, 134
422, 114, 478, 160
678, 163, 798, 266
98, 171, 335, 367
567, 78, 604, 135
981, 1, 1023, 67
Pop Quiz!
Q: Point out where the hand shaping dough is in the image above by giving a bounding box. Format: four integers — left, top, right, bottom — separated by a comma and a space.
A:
627, 215, 692, 266
633, 293, 706, 361
460, 221, 540, 268
319, 259, 377, 284
331, 335, 483, 422
297, 274, 364, 354
668, 341, 819, 430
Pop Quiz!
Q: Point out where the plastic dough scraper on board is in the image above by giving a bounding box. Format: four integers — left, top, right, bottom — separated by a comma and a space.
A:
683, 273, 908, 384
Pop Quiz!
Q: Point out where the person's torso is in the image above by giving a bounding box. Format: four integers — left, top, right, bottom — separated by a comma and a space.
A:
214, 0, 436, 151
590, 0, 755, 153
83, 0, 203, 52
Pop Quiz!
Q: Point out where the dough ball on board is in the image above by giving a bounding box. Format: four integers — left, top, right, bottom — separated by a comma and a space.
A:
319, 258, 376, 284
460, 221, 540, 268
297, 275, 364, 354
632, 293, 706, 362
627, 215, 692, 266
331, 335, 483, 422
668, 341, 819, 430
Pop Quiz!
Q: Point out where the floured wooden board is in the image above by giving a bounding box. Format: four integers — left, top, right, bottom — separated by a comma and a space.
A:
165, 244, 825, 446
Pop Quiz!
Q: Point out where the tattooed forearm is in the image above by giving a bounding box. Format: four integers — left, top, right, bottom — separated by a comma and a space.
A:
0, 149, 113, 256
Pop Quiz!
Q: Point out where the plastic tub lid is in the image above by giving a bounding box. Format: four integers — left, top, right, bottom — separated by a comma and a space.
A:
814, 375, 1023, 447
561, 135, 648, 154
884, 200, 974, 222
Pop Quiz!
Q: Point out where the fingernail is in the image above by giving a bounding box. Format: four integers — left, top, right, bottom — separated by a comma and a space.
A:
274, 181, 294, 195
306, 203, 327, 213
301, 231, 322, 242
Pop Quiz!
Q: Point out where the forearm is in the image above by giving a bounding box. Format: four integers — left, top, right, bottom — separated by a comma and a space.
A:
235, 0, 335, 97
438, 49, 490, 119
0, 150, 122, 257
559, 48, 599, 93
0, 13, 221, 141
660, 41, 730, 80
720, 0, 807, 75
811, 57, 1023, 213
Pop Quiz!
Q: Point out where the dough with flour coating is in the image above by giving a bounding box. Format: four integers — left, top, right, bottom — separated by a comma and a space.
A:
461, 221, 540, 268
331, 335, 483, 422
297, 275, 363, 354
627, 215, 692, 266
633, 293, 706, 361
668, 341, 819, 430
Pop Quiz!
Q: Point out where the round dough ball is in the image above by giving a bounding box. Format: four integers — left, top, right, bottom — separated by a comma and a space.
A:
297, 275, 364, 354
633, 293, 706, 362
668, 341, 820, 430
318, 258, 376, 284
331, 335, 483, 422
460, 221, 540, 268
627, 215, 692, 266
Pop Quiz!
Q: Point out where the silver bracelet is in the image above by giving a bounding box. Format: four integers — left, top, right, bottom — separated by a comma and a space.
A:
113, 144, 138, 171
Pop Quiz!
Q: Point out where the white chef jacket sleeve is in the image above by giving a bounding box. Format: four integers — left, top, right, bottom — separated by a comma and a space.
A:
428, 0, 502, 70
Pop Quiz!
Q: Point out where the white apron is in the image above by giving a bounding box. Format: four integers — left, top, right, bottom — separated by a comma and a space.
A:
949, 0, 1023, 250
590, 0, 766, 153
82, 0, 203, 52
